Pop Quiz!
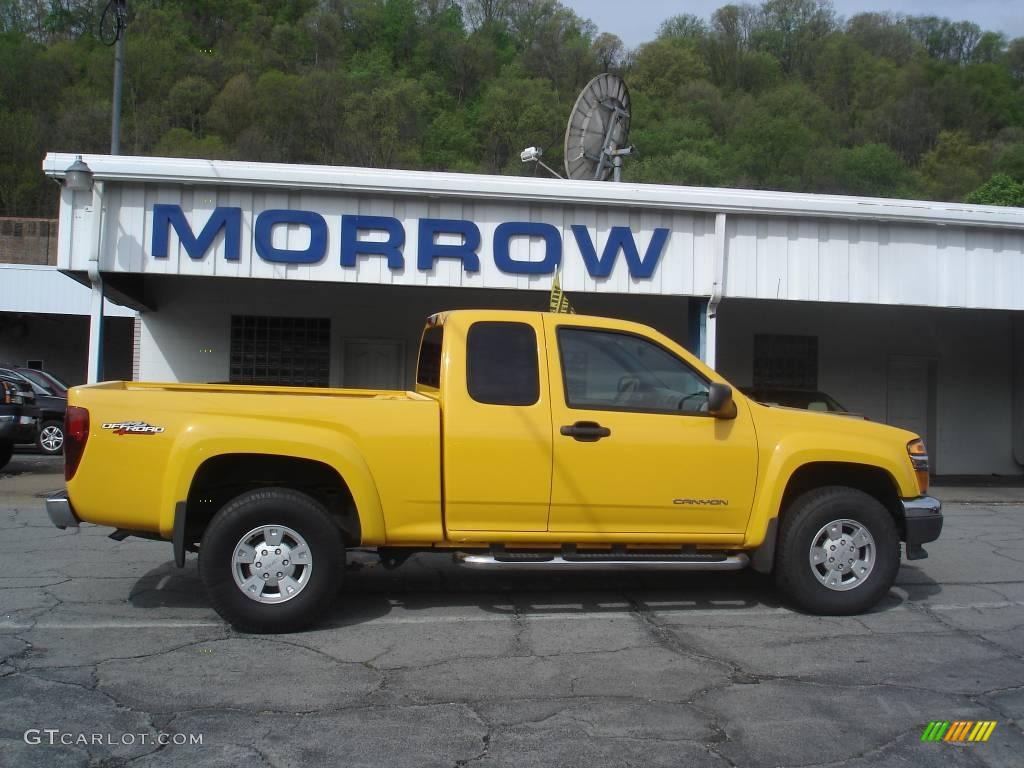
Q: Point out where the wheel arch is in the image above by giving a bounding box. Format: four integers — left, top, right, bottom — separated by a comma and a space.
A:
750, 461, 903, 574
178, 453, 373, 564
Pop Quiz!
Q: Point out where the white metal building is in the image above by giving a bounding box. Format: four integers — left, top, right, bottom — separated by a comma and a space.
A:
41, 153, 1024, 477
0, 263, 136, 385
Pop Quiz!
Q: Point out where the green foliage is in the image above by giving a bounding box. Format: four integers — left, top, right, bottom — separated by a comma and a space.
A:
1, 0, 1024, 216
916, 131, 990, 201
965, 174, 1024, 207
813, 143, 913, 198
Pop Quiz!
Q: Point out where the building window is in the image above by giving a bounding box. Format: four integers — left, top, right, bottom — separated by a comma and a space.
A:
230, 315, 330, 387
753, 334, 818, 389
466, 322, 539, 406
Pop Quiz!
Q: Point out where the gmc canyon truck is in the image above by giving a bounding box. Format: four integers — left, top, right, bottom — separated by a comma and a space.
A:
45, 310, 942, 633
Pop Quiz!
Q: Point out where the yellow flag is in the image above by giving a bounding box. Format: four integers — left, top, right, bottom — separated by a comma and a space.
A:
549, 271, 575, 314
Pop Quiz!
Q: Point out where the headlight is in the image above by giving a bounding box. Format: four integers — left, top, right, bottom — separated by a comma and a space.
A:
907, 439, 929, 494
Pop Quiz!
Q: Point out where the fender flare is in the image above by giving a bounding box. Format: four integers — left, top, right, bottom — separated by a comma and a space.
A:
162, 428, 387, 546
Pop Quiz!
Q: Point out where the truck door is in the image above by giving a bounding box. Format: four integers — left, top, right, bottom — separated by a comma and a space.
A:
543, 315, 758, 536
441, 313, 553, 533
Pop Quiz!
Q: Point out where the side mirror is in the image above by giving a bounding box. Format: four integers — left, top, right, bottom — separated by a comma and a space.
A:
708, 383, 737, 420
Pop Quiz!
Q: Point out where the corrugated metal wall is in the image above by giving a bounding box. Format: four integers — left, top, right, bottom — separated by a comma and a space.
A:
57, 182, 1024, 311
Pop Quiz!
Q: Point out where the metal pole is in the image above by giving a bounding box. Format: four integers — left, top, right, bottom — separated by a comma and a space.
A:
705, 213, 728, 369
110, 3, 125, 154
86, 182, 106, 384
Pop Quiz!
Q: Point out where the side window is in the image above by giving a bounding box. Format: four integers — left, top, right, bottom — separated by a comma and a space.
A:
417, 326, 443, 389
558, 328, 709, 414
466, 322, 540, 406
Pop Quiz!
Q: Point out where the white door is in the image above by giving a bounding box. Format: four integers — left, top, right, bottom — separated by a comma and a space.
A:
886, 356, 932, 450
342, 340, 404, 390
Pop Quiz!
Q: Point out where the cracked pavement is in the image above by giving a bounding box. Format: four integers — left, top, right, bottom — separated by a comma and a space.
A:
1, 453, 1022, 767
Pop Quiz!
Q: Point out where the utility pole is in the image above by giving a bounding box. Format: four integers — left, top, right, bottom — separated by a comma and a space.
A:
109, 0, 127, 154
88, 1, 129, 383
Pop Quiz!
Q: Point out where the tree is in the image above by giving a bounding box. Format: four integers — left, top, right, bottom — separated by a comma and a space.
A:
631, 38, 709, 105
845, 13, 915, 64
726, 83, 836, 189
814, 143, 914, 198
1007, 38, 1024, 83
965, 174, 1024, 207
750, 0, 838, 76
916, 130, 990, 201
591, 32, 623, 72
476, 65, 561, 173
658, 14, 707, 42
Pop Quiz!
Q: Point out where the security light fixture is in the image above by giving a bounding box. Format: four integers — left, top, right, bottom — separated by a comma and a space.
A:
64, 156, 94, 192
519, 146, 564, 180
520, 146, 542, 163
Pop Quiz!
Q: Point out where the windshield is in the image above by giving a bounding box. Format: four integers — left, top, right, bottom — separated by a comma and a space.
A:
17, 368, 66, 396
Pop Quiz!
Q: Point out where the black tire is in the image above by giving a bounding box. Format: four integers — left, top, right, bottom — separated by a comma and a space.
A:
0, 442, 12, 471
199, 488, 343, 633
37, 420, 65, 456
774, 486, 900, 615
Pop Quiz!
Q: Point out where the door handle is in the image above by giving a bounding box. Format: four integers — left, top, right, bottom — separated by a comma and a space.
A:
560, 421, 611, 442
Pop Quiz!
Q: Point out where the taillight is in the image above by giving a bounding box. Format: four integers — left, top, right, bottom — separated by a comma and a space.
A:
907, 438, 929, 494
64, 406, 90, 481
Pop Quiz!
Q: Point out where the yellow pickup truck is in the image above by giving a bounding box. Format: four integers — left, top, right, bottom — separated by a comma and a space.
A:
45, 309, 942, 632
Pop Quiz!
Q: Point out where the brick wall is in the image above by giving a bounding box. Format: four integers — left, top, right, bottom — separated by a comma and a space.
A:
0, 218, 58, 266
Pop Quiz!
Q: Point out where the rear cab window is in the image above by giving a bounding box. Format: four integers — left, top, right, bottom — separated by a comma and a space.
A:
416, 325, 444, 392
466, 322, 539, 406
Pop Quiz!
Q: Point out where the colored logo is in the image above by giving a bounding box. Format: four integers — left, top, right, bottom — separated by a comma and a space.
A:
921, 721, 997, 742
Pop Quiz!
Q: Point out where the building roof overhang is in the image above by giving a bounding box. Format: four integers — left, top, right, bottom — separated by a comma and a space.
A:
43, 153, 1024, 232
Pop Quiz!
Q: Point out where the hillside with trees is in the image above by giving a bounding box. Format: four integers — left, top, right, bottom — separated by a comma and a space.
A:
2, 0, 1023, 218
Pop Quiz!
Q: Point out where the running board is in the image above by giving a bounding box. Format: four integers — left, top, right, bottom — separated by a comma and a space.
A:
454, 552, 749, 571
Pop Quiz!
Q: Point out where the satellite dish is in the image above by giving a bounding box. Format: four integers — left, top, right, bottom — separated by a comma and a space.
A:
564, 73, 633, 182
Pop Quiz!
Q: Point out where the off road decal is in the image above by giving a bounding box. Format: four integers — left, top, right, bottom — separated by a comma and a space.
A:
101, 421, 166, 435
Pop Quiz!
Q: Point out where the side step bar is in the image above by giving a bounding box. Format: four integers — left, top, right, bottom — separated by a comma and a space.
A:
455, 552, 749, 571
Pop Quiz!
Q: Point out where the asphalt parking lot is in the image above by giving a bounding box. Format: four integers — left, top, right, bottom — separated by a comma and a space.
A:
1, 452, 1022, 767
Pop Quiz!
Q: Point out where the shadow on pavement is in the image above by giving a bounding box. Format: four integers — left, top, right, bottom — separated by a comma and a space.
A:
125, 552, 942, 625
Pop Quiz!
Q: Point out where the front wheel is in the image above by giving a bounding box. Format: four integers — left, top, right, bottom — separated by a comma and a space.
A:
0, 442, 12, 471
199, 488, 343, 633
37, 420, 65, 455
774, 486, 900, 615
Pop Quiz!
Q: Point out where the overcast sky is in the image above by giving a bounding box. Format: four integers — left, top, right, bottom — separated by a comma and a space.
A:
567, 1, 1024, 48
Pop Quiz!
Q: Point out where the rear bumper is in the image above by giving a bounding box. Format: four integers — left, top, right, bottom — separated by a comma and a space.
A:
46, 490, 80, 529
0, 413, 37, 442
901, 495, 943, 560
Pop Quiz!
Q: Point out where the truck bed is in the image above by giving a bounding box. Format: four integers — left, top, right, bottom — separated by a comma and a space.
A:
65, 381, 442, 542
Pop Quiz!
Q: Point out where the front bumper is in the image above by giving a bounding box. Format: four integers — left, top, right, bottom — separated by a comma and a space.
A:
46, 490, 80, 530
901, 495, 943, 560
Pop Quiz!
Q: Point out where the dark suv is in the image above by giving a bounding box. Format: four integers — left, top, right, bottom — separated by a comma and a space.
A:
0, 376, 39, 471
9, 367, 69, 454
0, 367, 67, 455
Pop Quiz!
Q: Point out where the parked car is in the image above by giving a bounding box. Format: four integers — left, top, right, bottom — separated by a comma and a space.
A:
0, 377, 38, 471
0, 366, 66, 455
741, 387, 864, 417
16, 367, 70, 398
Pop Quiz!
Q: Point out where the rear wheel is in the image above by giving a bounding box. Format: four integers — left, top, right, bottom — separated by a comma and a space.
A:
774, 486, 900, 615
37, 420, 65, 455
199, 488, 343, 633
0, 442, 12, 471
